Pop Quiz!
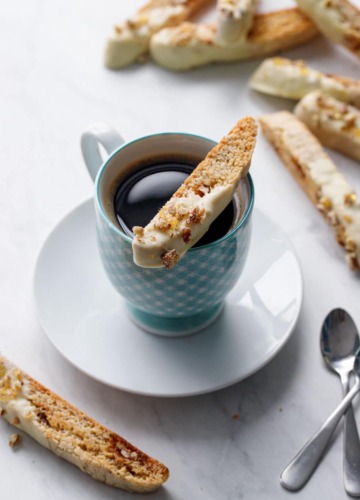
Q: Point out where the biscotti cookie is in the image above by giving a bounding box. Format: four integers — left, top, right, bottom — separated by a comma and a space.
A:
150, 8, 318, 71
132, 117, 257, 269
216, 0, 258, 44
104, 0, 208, 69
259, 111, 360, 271
295, 0, 360, 58
0, 355, 169, 493
249, 57, 322, 99
294, 90, 360, 161
249, 57, 360, 108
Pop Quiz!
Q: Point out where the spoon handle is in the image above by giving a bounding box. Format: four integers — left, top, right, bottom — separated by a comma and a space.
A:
341, 377, 360, 497
280, 381, 360, 491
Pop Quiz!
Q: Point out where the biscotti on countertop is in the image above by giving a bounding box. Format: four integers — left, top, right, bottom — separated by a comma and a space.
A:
259, 111, 360, 271
249, 57, 360, 107
294, 90, 360, 162
149, 8, 318, 70
0, 355, 169, 493
295, 0, 360, 59
105, 0, 208, 69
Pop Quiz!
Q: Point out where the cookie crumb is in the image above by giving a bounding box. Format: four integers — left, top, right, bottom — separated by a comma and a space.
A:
9, 433, 21, 448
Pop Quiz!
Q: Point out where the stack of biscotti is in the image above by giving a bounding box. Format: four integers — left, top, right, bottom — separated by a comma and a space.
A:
0, 355, 169, 493
149, 8, 318, 71
105, 0, 319, 70
105, 0, 209, 68
132, 116, 257, 269
250, 55, 360, 158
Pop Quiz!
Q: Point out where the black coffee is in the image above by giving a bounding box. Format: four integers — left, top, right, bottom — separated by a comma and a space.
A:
113, 160, 235, 247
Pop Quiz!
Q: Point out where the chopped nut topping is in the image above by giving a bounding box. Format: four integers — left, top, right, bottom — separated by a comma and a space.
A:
9, 433, 21, 448
345, 238, 356, 252
182, 227, 192, 243
132, 226, 144, 237
161, 249, 180, 270
343, 214, 354, 223
344, 193, 357, 206
187, 207, 205, 224
153, 219, 171, 231
320, 197, 332, 211
195, 185, 210, 197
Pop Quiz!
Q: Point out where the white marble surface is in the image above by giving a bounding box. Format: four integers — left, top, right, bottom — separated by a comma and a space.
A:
1, 0, 360, 498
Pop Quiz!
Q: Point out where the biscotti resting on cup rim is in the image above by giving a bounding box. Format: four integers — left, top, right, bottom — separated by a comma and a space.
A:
259, 111, 360, 271
0, 355, 169, 493
132, 116, 257, 269
294, 90, 360, 162
249, 57, 360, 108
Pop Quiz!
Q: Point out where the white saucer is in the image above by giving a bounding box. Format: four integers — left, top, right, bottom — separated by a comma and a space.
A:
33, 199, 303, 397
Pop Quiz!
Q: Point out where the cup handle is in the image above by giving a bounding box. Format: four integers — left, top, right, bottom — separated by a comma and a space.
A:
81, 123, 125, 182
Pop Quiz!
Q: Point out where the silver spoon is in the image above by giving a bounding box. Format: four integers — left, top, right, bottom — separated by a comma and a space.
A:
321, 308, 360, 496
281, 317, 360, 492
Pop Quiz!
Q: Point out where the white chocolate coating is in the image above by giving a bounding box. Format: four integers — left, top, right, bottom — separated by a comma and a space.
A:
294, 90, 360, 161
216, 0, 258, 44
132, 184, 233, 268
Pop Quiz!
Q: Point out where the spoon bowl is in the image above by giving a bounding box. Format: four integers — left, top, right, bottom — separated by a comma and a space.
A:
321, 308, 360, 377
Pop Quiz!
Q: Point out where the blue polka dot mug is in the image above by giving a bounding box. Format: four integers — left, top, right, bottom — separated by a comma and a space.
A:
81, 124, 254, 337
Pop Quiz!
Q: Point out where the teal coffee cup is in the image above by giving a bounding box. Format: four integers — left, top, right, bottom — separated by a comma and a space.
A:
81, 124, 254, 337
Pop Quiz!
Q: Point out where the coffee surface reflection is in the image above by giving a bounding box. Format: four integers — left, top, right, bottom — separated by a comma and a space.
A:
113, 160, 235, 247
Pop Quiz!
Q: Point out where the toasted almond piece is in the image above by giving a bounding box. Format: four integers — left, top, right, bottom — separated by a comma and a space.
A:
0, 355, 169, 493
132, 117, 257, 268
295, 0, 360, 58
294, 90, 360, 162
149, 8, 318, 71
259, 111, 360, 271
105, 0, 209, 69
216, 0, 258, 44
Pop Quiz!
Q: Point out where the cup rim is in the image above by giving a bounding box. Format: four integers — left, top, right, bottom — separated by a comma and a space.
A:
95, 131, 255, 251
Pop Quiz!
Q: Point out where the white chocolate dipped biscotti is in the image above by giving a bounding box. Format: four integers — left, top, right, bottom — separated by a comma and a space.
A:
294, 90, 360, 162
216, 0, 258, 44
149, 8, 318, 71
0, 355, 169, 493
295, 0, 360, 59
105, 0, 208, 69
259, 111, 360, 271
132, 117, 257, 269
249, 57, 360, 107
